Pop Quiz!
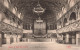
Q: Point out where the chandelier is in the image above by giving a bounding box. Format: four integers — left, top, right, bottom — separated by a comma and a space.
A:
33, 1, 45, 15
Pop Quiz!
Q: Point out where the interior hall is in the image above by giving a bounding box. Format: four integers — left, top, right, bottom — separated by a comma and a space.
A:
0, 0, 80, 50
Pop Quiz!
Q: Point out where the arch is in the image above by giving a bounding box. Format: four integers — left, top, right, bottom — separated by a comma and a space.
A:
63, 18, 67, 27
69, 12, 76, 20
64, 18, 67, 23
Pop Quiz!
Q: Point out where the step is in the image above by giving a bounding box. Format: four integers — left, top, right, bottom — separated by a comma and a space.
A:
28, 38, 56, 42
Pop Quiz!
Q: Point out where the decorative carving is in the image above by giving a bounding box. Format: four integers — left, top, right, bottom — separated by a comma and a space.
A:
57, 20, 80, 33
0, 22, 23, 33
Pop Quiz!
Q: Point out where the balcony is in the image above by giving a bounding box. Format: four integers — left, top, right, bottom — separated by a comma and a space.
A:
0, 22, 23, 33
23, 30, 32, 33
57, 20, 80, 33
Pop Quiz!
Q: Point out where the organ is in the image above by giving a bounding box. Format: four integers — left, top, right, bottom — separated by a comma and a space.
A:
33, 18, 47, 37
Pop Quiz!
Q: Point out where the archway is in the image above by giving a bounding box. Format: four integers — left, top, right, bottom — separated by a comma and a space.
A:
63, 18, 67, 27
69, 12, 76, 20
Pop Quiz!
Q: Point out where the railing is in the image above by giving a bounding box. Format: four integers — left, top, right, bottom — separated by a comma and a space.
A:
0, 22, 23, 33
23, 30, 32, 33
48, 30, 56, 33
57, 20, 80, 33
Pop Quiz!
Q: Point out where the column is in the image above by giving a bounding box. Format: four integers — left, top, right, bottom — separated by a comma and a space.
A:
13, 34, 17, 43
17, 38, 20, 42
28, 24, 30, 30
6, 37, 10, 44
76, 33, 79, 45
27, 24, 28, 30
61, 34, 64, 40
17, 35, 21, 42
10, 34, 13, 44
61, 34, 64, 43
6, 33, 10, 44
28, 39, 29, 42
48, 25, 50, 30
30, 24, 32, 30
0, 33, 2, 47
66, 34, 69, 44
56, 34, 60, 41
72, 35, 76, 44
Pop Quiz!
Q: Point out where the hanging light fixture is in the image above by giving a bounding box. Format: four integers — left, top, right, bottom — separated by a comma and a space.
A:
33, 1, 45, 15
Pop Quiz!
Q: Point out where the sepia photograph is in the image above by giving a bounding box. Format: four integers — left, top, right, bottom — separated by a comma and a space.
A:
0, 0, 80, 50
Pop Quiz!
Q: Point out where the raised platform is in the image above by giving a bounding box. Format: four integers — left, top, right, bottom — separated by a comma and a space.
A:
28, 38, 56, 42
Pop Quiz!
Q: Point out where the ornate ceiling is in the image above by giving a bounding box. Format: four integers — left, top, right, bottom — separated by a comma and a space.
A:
11, 0, 68, 24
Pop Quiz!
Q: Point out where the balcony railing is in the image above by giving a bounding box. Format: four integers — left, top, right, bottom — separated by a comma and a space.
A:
0, 22, 23, 33
57, 20, 80, 33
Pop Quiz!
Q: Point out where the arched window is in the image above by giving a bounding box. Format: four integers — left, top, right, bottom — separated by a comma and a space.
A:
69, 12, 76, 20
64, 18, 67, 23
63, 18, 67, 27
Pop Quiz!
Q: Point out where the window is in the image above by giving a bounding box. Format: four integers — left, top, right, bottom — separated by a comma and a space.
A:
69, 12, 76, 20
63, 18, 67, 27
69, 12, 76, 23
